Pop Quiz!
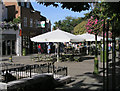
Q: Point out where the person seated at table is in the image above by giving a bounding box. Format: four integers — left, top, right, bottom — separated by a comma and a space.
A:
38, 44, 42, 54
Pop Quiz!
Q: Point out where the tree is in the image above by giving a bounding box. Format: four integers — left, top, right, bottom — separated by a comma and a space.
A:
36, 2, 90, 12
53, 16, 84, 33
73, 20, 87, 35
84, 2, 120, 36
13, 17, 21, 24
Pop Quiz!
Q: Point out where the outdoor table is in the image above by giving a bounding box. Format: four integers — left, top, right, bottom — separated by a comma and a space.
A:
61, 53, 74, 61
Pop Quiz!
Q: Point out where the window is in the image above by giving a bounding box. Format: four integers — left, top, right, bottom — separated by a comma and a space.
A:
26, 2, 30, 8
30, 18, 33, 27
21, 2, 24, 7
35, 20, 38, 28
24, 17, 27, 27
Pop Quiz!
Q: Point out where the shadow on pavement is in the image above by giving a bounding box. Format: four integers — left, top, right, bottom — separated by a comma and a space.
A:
52, 72, 103, 91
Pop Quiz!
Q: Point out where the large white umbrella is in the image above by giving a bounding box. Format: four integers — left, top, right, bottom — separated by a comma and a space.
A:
31, 29, 84, 62
31, 29, 84, 42
76, 32, 103, 41
76, 33, 103, 54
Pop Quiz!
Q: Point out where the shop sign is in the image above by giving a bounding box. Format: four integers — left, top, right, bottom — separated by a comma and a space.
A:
40, 21, 45, 28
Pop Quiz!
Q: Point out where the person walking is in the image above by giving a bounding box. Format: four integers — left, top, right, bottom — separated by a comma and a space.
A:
47, 43, 51, 54
108, 43, 111, 51
38, 44, 42, 54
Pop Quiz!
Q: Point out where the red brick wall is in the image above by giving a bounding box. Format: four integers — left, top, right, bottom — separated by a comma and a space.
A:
21, 7, 46, 37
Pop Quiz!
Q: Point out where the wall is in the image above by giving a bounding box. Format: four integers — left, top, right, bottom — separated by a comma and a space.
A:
0, 2, 7, 21
2, 4, 7, 21
0, 73, 56, 91
0, 29, 21, 56
21, 6, 45, 37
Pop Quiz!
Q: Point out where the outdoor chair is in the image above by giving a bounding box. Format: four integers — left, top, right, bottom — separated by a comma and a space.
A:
73, 56, 81, 62
60, 53, 74, 62
45, 55, 52, 61
30, 54, 44, 62
30, 55, 38, 61
40, 54, 47, 61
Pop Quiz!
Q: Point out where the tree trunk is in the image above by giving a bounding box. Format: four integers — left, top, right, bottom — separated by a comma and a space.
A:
93, 33, 99, 74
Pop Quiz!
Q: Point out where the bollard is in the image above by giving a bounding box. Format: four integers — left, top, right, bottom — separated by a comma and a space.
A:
65, 67, 68, 76
48, 63, 49, 73
30, 66, 31, 77
9, 55, 13, 62
52, 62, 55, 75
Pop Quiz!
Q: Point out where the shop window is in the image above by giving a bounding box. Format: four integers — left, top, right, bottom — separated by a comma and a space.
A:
30, 18, 33, 27
24, 17, 27, 27
35, 20, 38, 28
12, 40, 15, 54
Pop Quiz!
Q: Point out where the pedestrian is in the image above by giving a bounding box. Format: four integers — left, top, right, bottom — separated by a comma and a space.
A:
38, 44, 42, 54
54, 43, 58, 55
47, 43, 51, 54
108, 43, 111, 51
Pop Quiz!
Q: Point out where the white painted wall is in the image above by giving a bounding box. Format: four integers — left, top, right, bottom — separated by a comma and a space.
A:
0, 3, 2, 21
2, 4, 7, 21
0, 2, 7, 22
0, 28, 22, 56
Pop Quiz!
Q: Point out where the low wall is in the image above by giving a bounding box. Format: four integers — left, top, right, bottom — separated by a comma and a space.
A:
0, 73, 57, 91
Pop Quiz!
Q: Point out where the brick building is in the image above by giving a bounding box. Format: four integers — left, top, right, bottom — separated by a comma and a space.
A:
2, 0, 51, 55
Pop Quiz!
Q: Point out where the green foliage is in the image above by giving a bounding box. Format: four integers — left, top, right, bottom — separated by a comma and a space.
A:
53, 16, 84, 33
84, 2, 120, 36
13, 17, 21, 24
73, 20, 87, 35
37, 2, 90, 12
37, 2, 120, 36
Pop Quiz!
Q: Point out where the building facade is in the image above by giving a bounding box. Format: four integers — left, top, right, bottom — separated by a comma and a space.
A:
1, 0, 51, 56
0, 28, 21, 56
0, 1, 7, 21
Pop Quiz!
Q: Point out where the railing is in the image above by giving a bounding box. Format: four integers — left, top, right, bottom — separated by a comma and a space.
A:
0, 63, 68, 83
54, 66, 67, 76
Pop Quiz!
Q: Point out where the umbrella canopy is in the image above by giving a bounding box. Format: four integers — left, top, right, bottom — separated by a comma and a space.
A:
76, 32, 103, 41
31, 29, 84, 42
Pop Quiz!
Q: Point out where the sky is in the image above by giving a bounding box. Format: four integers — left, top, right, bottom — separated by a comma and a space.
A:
30, 0, 90, 29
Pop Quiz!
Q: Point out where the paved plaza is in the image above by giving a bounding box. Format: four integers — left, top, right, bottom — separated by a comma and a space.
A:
0, 54, 104, 90
54, 55, 103, 90
1, 52, 120, 90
